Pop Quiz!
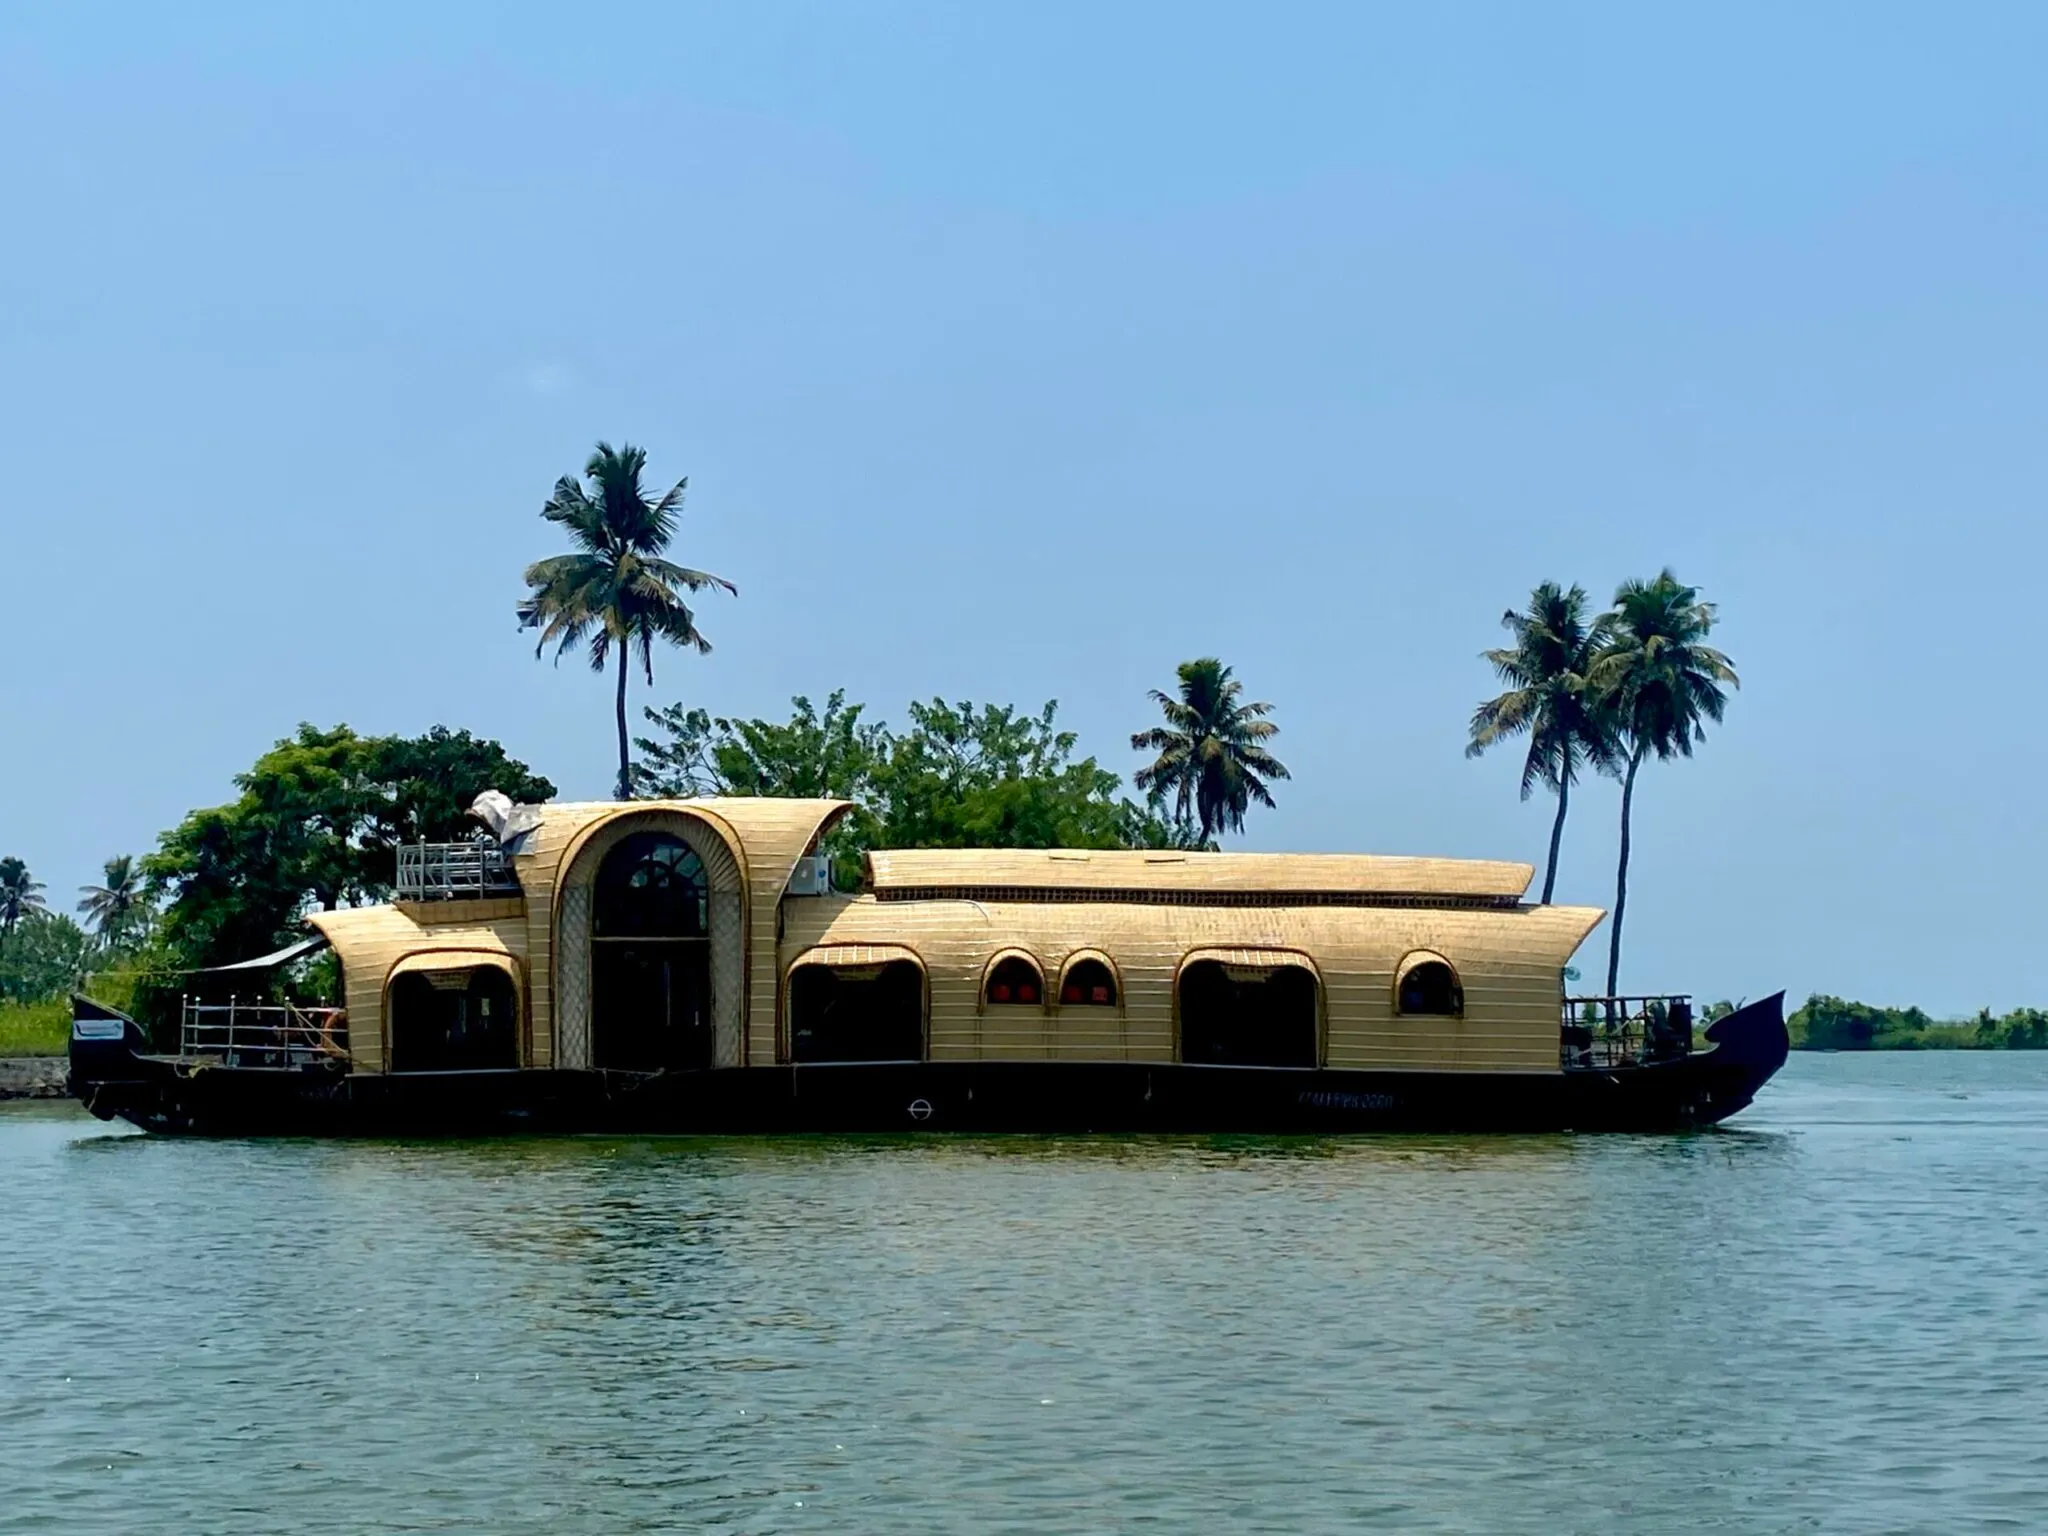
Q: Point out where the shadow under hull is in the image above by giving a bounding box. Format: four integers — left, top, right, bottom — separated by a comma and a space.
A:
69, 994, 1790, 1138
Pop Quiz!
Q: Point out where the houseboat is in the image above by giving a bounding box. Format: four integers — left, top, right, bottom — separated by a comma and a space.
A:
68, 796, 1788, 1135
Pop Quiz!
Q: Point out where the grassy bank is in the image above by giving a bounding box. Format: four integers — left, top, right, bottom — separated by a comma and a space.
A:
0, 999, 69, 1057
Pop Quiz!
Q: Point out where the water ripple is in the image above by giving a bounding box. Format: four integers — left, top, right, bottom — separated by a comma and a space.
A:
3, 1053, 2046, 1533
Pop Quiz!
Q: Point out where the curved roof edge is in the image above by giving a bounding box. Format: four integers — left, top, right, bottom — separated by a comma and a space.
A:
503, 798, 851, 888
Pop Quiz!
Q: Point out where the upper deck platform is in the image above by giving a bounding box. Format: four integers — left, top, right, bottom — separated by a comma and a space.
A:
395, 839, 521, 901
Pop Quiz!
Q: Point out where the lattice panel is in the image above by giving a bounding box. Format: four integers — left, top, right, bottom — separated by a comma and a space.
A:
555, 883, 592, 1070
710, 887, 745, 1068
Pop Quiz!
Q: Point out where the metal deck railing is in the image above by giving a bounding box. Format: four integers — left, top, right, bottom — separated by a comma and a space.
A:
396, 839, 520, 901
1561, 995, 1695, 1070
180, 996, 349, 1068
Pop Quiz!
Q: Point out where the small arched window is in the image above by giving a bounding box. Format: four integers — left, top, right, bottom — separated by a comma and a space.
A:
984, 955, 1044, 1007
1397, 955, 1463, 1016
1060, 958, 1118, 1007
594, 832, 707, 938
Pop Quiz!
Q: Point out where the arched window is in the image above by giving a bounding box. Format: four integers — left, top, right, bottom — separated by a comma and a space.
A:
1396, 955, 1463, 1016
1059, 957, 1118, 1007
984, 954, 1044, 1007
594, 832, 707, 938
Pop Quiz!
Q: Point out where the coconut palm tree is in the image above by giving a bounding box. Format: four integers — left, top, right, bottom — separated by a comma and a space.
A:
518, 443, 737, 799
0, 857, 47, 958
78, 854, 147, 951
1131, 658, 1290, 842
1592, 571, 1738, 995
1466, 582, 1615, 904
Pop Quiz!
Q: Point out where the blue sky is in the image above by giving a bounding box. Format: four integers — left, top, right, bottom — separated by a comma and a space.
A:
4, 2, 2045, 1014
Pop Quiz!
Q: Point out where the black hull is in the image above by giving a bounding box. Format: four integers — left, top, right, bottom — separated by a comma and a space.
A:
69, 994, 1789, 1138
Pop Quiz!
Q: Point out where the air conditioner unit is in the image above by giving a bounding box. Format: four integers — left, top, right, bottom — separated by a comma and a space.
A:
786, 855, 832, 897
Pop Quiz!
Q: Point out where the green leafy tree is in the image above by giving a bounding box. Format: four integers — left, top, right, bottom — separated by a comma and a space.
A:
636, 691, 1179, 885
0, 911, 97, 1003
355, 727, 557, 888
1780, 996, 2048, 1052
0, 858, 48, 959
1466, 582, 1614, 904
147, 724, 556, 968
876, 699, 1160, 852
1591, 572, 1738, 996
1792, 995, 1931, 1050
517, 442, 736, 800
1130, 658, 1290, 843
639, 691, 883, 803
2002, 1010, 2048, 1050
77, 855, 151, 951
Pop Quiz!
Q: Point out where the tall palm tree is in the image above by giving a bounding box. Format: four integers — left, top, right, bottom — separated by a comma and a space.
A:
1466, 582, 1615, 904
0, 857, 47, 958
518, 442, 737, 799
1131, 658, 1291, 842
1592, 570, 1738, 996
78, 854, 147, 951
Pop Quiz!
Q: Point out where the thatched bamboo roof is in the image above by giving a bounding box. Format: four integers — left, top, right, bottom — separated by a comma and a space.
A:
864, 848, 1534, 902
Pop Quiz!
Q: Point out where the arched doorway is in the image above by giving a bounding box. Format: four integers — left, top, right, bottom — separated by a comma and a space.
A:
786, 953, 926, 1063
591, 831, 713, 1071
1177, 954, 1321, 1068
389, 963, 520, 1073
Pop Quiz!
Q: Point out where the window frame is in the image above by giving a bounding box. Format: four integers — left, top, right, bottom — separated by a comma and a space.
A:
1394, 950, 1465, 1018
979, 948, 1049, 1012
1055, 949, 1124, 1012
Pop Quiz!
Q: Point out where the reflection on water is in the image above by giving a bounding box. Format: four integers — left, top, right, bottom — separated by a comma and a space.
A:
4, 1054, 2046, 1534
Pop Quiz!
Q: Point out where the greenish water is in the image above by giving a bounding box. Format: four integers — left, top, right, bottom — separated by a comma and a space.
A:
3, 1056, 2045, 1534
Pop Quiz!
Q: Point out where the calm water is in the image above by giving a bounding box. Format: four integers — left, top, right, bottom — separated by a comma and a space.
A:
3, 1055, 2046, 1534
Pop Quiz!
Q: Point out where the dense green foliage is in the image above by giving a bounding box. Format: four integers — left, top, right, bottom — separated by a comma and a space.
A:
1790, 995, 2048, 1050
1130, 658, 1289, 842
517, 442, 735, 799
638, 691, 1184, 886
0, 911, 99, 1004
1466, 583, 1613, 904
145, 724, 555, 970
0, 852, 159, 1048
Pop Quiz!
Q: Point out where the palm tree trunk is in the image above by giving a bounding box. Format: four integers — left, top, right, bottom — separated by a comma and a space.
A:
1541, 772, 1569, 905
614, 643, 633, 800
1605, 744, 1644, 997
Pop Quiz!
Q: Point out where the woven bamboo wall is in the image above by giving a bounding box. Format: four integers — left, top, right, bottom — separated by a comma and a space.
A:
307, 905, 529, 1072
701, 799, 851, 1065
507, 798, 847, 1068
779, 896, 1603, 1073
316, 796, 1591, 1078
